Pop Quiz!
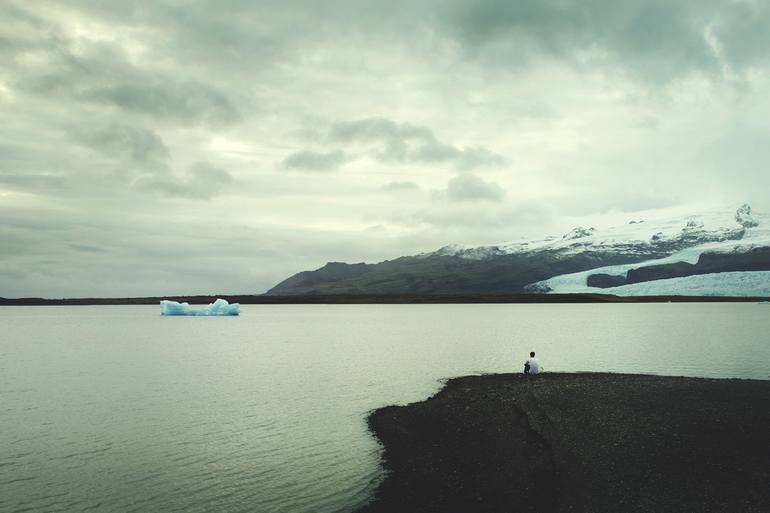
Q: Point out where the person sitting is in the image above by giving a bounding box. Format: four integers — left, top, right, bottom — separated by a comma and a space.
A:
523, 351, 542, 375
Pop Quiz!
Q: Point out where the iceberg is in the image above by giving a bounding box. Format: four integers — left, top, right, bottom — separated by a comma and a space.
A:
160, 298, 240, 316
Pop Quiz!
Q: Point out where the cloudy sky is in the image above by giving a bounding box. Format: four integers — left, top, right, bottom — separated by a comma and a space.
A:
2, 0, 770, 297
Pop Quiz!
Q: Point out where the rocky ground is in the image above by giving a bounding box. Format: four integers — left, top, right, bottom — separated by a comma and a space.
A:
356, 373, 770, 513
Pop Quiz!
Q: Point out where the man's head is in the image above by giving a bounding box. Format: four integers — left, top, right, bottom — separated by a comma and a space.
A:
530, 351, 535, 357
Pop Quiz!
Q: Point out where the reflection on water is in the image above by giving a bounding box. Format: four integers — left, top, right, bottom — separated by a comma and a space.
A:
1, 304, 768, 513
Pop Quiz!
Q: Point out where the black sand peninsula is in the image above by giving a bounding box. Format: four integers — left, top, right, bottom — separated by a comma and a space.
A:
356, 373, 770, 513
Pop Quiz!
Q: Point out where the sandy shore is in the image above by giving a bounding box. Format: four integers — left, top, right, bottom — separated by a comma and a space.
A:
356, 373, 770, 513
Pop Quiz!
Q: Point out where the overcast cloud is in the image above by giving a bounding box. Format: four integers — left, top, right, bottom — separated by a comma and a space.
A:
2, 0, 770, 297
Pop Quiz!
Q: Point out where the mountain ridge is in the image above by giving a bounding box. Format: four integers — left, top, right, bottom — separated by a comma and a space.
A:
266, 205, 770, 296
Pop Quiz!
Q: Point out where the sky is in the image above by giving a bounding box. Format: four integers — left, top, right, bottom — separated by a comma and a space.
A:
2, 0, 770, 297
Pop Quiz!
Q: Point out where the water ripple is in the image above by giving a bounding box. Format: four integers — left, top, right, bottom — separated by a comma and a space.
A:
0, 476, 37, 486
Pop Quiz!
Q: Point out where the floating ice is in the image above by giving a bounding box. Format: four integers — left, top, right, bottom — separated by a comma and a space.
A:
160, 298, 240, 316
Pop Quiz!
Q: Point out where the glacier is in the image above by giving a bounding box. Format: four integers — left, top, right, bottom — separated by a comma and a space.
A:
561, 271, 770, 297
160, 298, 240, 316
433, 204, 770, 296
530, 205, 770, 295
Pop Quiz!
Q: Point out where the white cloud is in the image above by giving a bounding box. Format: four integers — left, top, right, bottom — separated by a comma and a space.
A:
444, 173, 505, 202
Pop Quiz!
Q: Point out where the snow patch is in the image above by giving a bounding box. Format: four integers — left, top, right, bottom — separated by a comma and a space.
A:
736, 203, 759, 228
562, 227, 596, 240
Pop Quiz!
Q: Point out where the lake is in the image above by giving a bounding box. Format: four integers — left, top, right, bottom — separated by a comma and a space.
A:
1, 304, 768, 513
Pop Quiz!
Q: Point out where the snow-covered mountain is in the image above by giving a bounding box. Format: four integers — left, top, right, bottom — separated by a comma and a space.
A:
267, 205, 770, 297
434, 204, 768, 262
528, 205, 770, 296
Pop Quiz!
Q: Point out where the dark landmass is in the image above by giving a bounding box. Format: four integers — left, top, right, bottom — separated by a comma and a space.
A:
587, 247, 770, 288
265, 251, 659, 295
264, 216, 760, 296
1, 293, 768, 306
358, 373, 770, 513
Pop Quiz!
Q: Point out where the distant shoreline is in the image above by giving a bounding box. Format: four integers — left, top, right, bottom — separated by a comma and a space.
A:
1, 293, 768, 306
356, 373, 770, 513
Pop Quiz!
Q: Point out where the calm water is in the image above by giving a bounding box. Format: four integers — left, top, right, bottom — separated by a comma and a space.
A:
1, 304, 769, 513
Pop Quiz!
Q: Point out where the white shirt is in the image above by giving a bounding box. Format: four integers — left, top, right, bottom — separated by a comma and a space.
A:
525, 357, 542, 375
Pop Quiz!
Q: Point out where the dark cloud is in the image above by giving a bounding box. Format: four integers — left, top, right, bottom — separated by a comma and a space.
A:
331, 117, 433, 143
0, 3, 50, 55
439, 0, 770, 83
382, 181, 419, 192
68, 243, 105, 253
82, 82, 241, 126
280, 150, 348, 172
709, 2, 770, 72
52, 1, 770, 86
0, 173, 65, 192
3, 6, 240, 127
45, 1, 432, 77
134, 161, 233, 199
329, 117, 504, 169
444, 173, 505, 202
72, 123, 170, 169
412, 142, 504, 170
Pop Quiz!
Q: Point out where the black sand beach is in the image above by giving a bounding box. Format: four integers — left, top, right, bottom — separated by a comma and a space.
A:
357, 373, 770, 513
